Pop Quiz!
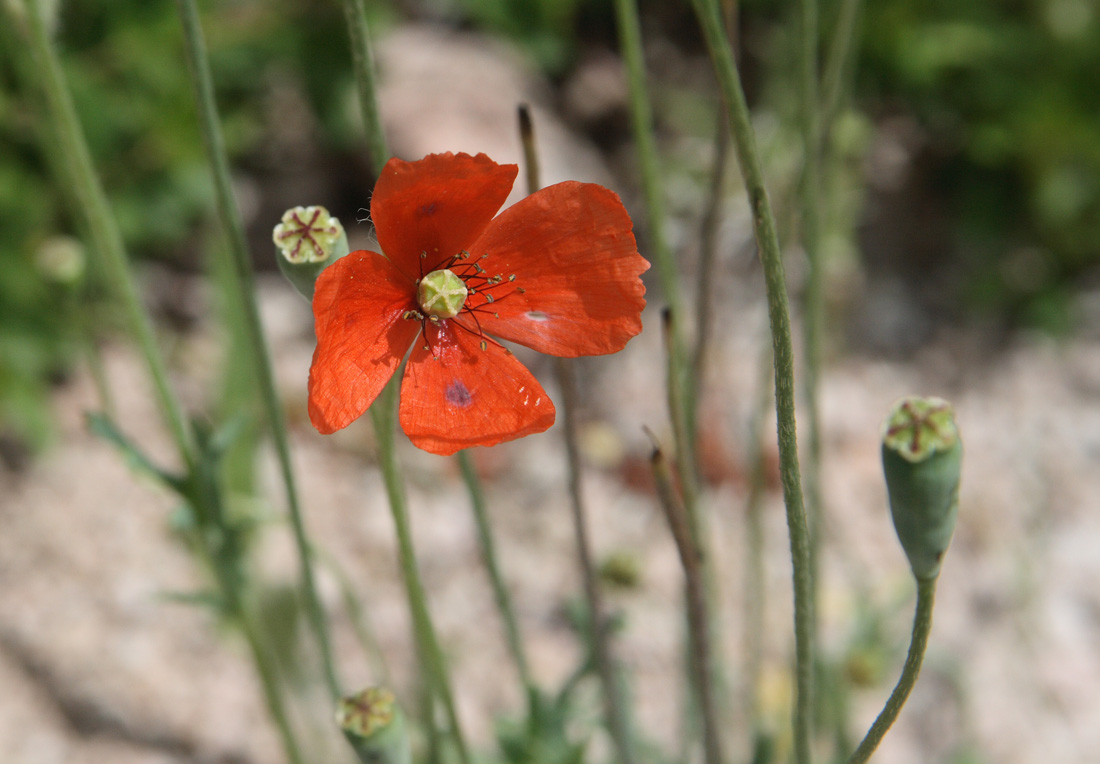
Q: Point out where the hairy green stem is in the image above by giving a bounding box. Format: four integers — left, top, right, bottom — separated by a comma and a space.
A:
342, 0, 389, 176
14, 0, 195, 464
369, 394, 472, 764
689, 1, 814, 761
848, 577, 938, 764
458, 450, 535, 695
175, 0, 341, 702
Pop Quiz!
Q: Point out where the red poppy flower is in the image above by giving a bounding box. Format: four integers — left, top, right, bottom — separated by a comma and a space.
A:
307, 152, 649, 455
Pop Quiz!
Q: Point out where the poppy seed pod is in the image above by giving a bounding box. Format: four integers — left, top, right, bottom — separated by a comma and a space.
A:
337, 687, 411, 764
273, 205, 348, 300
881, 396, 962, 581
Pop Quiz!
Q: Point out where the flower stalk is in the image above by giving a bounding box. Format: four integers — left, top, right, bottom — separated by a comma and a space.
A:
175, 0, 341, 703
689, 0, 815, 761
370, 394, 472, 764
847, 577, 937, 764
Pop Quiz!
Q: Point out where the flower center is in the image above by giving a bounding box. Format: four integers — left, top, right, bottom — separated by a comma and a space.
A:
418, 268, 468, 318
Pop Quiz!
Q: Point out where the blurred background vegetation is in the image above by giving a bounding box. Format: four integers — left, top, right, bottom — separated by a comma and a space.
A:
2, 0, 1098, 457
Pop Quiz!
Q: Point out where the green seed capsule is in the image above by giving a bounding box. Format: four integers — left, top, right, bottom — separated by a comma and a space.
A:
273, 205, 348, 300
337, 687, 411, 764
418, 268, 468, 318
881, 396, 963, 581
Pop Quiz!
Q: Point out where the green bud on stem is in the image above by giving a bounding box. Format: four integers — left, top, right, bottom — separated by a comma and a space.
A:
881, 396, 962, 581
273, 205, 348, 300
337, 687, 411, 764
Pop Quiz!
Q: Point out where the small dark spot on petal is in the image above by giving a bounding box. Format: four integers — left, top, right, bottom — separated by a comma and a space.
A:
445, 380, 473, 408
419, 202, 437, 217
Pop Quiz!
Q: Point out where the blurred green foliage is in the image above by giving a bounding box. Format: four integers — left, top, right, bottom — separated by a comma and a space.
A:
0, 0, 372, 454
859, 0, 1100, 328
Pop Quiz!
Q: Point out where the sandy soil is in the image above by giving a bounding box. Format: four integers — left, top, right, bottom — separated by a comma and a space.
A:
5, 23, 1100, 764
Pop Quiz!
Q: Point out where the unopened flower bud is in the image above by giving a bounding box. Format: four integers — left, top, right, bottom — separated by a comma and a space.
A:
337, 687, 411, 764
881, 396, 962, 581
273, 205, 347, 300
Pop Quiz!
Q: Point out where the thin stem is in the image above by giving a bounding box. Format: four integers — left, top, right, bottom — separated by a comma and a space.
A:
457, 450, 535, 694
689, 1, 814, 762
369, 391, 472, 764
342, 0, 389, 177
611, 0, 681, 321
691, 110, 729, 420
848, 577, 938, 764
798, 0, 824, 689
175, 0, 341, 703
651, 440, 725, 764
555, 358, 636, 764
821, 0, 864, 144
662, 309, 699, 532
13, 0, 195, 464
743, 337, 772, 744
691, 0, 738, 420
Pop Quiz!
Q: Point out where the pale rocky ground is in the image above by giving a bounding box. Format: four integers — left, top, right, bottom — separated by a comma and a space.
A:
4, 277, 1100, 764
5, 22, 1100, 764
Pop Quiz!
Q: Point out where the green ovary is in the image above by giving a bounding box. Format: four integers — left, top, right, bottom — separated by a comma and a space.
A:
418, 268, 468, 318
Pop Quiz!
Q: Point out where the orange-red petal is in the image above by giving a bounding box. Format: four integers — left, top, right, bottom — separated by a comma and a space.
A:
466, 181, 648, 357
371, 153, 519, 281
308, 251, 420, 434
398, 319, 556, 455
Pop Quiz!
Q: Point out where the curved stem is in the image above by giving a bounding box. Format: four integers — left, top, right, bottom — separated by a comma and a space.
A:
175, 0, 341, 702
689, 1, 814, 761
848, 576, 938, 764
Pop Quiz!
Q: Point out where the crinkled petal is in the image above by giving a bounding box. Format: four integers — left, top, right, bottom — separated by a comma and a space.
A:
371, 153, 518, 281
308, 251, 420, 433
465, 181, 648, 357
398, 319, 556, 455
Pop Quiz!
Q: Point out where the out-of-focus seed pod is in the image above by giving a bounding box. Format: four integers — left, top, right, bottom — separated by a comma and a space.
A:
881, 396, 962, 581
273, 205, 347, 300
336, 687, 411, 764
